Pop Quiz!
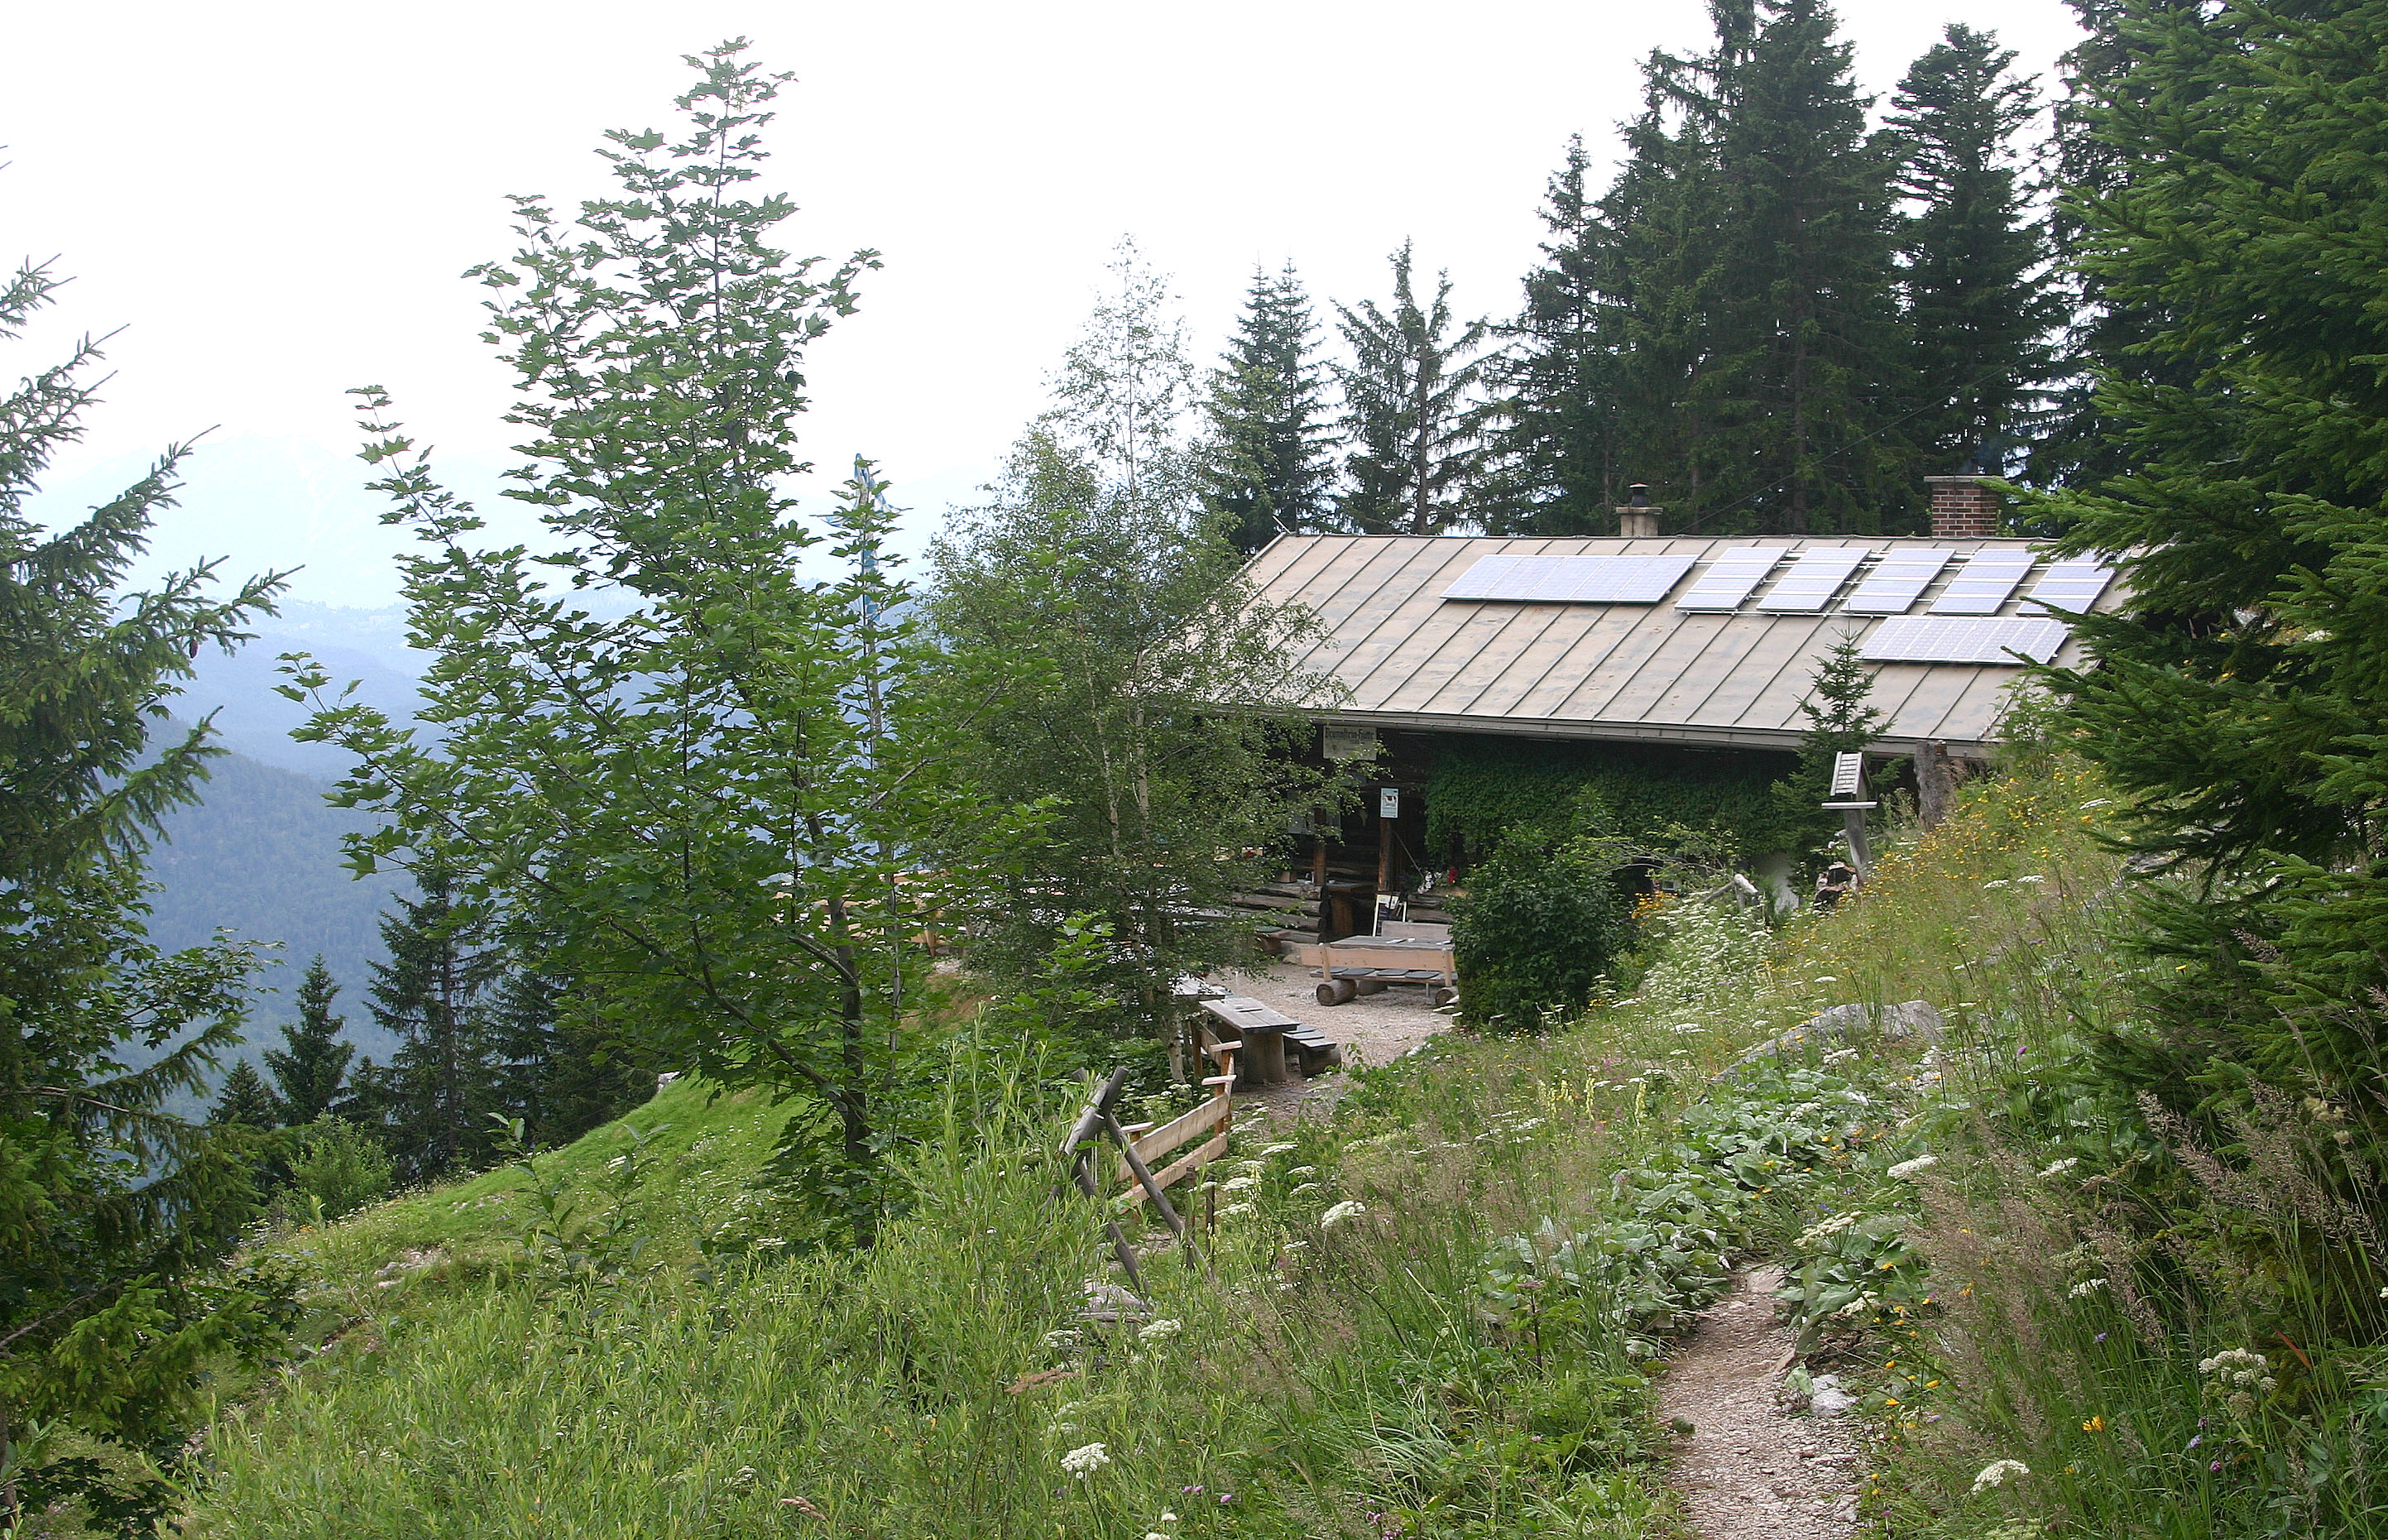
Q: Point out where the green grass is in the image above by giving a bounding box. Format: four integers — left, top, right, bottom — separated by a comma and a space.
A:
257, 1077, 798, 1303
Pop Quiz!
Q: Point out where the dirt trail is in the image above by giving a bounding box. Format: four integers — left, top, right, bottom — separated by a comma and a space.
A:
1658, 1266, 1861, 1540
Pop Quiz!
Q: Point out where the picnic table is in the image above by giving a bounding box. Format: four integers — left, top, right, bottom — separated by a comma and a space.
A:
1195, 995, 1340, 1086
1293, 933, 1457, 1006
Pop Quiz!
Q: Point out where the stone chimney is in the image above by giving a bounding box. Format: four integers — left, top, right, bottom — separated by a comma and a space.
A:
1615, 483, 1662, 539
1924, 474, 2000, 539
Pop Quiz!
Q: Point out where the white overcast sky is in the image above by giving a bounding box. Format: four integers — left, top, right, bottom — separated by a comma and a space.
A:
8, 0, 2086, 610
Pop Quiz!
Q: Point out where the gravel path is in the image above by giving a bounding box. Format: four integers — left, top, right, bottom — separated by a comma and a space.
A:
1658, 1266, 1861, 1540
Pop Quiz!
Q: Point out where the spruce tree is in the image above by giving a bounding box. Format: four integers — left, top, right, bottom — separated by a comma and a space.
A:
1772, 626, 1887, 859
1885, 24, 2063, 475
486, 965, 650, 1149
1684, 0, 1911, 534
1602, 94, 1733, 521
0, 253, 284, 1522
208, 1061, 281, 1130
1333, 242, 1495, 534
1201, 262, 1337, 553
1482, 138, 1625, 536
352, 871, 503, 1182
262, 954, 354, 1126
2039, 0, 2388, 1169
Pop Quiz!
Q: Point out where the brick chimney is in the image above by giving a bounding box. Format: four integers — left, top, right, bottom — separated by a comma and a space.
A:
1924, 474, 2000, 539
1615, 482, 1662, 539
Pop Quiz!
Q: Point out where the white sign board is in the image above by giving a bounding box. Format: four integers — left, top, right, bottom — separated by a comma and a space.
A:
1323, 725, 1379, 763
1379, 787, 1401, 820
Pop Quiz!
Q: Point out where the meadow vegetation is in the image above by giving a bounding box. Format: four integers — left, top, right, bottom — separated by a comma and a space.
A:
156, 746, 2386, 1539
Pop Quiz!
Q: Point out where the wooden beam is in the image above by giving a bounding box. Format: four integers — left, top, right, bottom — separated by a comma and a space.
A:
1122, 1129, 1231, 1205
1116, 1093, 1232, 1178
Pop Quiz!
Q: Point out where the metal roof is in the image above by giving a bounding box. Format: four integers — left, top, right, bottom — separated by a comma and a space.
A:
1240, 534, 2123, 755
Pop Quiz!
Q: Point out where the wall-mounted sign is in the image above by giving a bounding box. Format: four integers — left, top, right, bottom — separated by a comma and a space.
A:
1324, 724, 1379, 762
1379, 787, 1401, 820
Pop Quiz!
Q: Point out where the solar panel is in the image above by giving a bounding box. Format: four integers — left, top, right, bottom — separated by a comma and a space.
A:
1861, 616, 2071, 664
1757, 548, 1871, 612
1843, 547, 1955, 614
1930, 550, 2036, 614
1676, 548, 1791, 611
2022, 557, 2116, 616
1440, 553, 1698, 604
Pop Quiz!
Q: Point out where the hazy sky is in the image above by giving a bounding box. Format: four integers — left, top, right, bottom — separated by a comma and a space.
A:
9, 0, 2087, 610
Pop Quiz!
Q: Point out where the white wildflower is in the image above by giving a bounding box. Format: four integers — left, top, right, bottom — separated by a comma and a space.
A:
1289, 1183, 1321, 1195
1981, 880, 2011, 890
1060, 1442, 1110, 1479
1672, 1022, 1705, 1034
1221, 1175, 1259, 1192
1280, 1241, 1308, 1253
1812, 976, 1839, 984
1887, 1154, 1939, 1180
2069, 1279, 2107, 1298
1043, 1330, 1081, 1349
2016, 875, 2046, 885
1136, 1318, 1182, 1342
1158, 1514, 1178, 1523
1972, 1459, 2030, 1491
1216, 1202, 1257, 1219
1259, 1142, 1297, 1156
1145, 1533, 1172, 1540
1286, 1165, 1318, 1178
1796, 1211, 1862, 1248
2198, 1348, 2275, 1393
2039, 1157, 2080, 1179
1321, 1199, 1369, 1231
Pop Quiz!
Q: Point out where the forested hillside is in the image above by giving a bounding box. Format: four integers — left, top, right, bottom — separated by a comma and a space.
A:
144, 740, 401, 1054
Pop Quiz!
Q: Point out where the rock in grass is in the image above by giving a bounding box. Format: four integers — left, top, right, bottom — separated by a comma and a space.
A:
1714, 1000, 1944, 1082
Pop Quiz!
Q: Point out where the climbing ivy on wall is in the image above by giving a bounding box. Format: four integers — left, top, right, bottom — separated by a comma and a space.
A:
1423, 737, 1804, 865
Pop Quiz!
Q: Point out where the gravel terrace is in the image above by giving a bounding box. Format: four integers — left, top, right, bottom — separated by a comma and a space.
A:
1206, 956, 1451, 1125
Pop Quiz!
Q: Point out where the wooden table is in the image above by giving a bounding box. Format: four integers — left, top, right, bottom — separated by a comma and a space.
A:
1295, 936, 1456, 1004
1198, 995, 1300, 1084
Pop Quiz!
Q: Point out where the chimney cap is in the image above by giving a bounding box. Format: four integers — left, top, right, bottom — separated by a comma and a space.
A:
1627, 482, 1650, 507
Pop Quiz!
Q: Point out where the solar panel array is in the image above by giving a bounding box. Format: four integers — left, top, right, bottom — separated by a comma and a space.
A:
1675, 548, 1790, 611
2023, 557, 2117, 615
1843, 548, 1954, 613
1440, 552, 1700, 604
1930, 550, 2036, 614
1862, 616, 2070, 665
1757, 547, 1870, 612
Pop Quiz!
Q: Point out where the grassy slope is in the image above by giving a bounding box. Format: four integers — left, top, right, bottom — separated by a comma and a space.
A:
191, 759, 2125, 1539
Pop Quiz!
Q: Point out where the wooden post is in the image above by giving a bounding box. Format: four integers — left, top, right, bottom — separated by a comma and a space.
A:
1062, 1067, 1146, 1294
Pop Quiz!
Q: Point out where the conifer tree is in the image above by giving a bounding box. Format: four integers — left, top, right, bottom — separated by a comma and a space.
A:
1201, 262, 1337, 552
2038, 0, 2388, 1168
1333, 242, 1495, 534
208, 1061, 281, 1130
0, 252, 284, 1523
1886, 24, 2062, 474
1683, 0, 1911, 534
1601, 96, 1733, 521
350, 871, 504, 1182
486, 965, 650, 1149
1773, 626, 1887, 858
1482, 139, 1625, 535
262, 955, 354, 1126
